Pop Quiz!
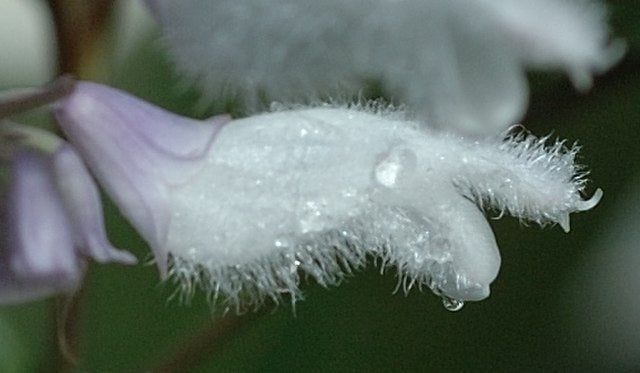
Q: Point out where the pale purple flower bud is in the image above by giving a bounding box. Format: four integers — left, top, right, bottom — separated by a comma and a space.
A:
54, 82, 600, 310
54, 82, 228, 276
0, 150, 80, 304
0, 145, 135, 304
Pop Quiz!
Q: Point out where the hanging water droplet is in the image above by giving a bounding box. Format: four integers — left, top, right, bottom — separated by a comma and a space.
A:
441, 295, 464, 312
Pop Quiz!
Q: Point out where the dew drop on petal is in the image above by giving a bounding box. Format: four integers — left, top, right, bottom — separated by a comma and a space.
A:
441, 295, 465, 312
274, 238, 290, 248
374, 147, 417, 188
375, 159, 401, 187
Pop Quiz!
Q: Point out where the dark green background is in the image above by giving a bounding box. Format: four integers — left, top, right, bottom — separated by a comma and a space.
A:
1, 0, 639, 371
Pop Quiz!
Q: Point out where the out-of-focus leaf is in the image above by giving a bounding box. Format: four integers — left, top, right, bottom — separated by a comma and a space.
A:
0, 302, 51, 373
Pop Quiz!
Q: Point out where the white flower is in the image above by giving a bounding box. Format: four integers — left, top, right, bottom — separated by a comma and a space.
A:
146, 0, 623, 136
55, 82, 600, 310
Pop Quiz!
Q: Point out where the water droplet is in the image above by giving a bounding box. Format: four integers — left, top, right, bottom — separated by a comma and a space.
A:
373, 147, 417, 188
187, 246, 199, 258
300, 200, 328, 233
441, 295, 464, 312
375, 159, 401, 187
274, 238, 290, 248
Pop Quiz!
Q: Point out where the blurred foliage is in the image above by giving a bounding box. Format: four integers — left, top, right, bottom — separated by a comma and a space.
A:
0, 302, 51, 372
0, 0, 639, 371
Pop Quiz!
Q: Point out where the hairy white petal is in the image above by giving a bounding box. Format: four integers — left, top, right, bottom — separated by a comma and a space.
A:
164, 107, 597, 308
148, 0, 622, 136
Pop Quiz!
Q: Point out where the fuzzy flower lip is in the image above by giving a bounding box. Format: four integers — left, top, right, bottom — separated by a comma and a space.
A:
0, 143, 135, 304
51, 81, 601, 309
455, 130, 604, 234
54, 82, 229, 276
146, 0, 624, 136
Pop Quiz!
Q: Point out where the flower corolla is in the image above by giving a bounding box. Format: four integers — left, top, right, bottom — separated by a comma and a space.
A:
55, 82, 600, 309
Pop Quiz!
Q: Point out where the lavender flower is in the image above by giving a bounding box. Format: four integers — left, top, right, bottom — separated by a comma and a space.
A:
54, 82, 229, 276
0, 133, 136, 304
146, 0, 624, 136
55, 82, 600, 310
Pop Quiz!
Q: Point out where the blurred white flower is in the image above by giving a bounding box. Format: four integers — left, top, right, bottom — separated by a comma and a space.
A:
146, 0, 623, 136
0, 126, 136, 304
55, 82, 600, 309
0, 0, 56, 88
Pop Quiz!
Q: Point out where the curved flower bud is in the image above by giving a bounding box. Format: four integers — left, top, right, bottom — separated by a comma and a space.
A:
145, 0, 623, 136
54, 82, 600, 310
0, 144, 135, 304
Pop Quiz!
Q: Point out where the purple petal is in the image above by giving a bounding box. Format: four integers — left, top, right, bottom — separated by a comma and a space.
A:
0, 150, 81, 304
54, 82, 227, 275
52, 144, 137, 265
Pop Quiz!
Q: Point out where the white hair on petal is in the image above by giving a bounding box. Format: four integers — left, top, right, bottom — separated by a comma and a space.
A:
453, 130, 601, 232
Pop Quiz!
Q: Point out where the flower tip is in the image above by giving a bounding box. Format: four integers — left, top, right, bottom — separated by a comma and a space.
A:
598, 39, 628, 72
578, 188, 603, 212
119, 251, 138, 265
558, 189, 602, 232
571, 43, 626, 92
91, 245, 138, 265
559, 214, 571, 233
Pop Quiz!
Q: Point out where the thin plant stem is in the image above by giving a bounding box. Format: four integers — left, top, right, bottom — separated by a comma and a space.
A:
151, 309, 267, 373
53, 269, 88, 373
0, 75, 75, 119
